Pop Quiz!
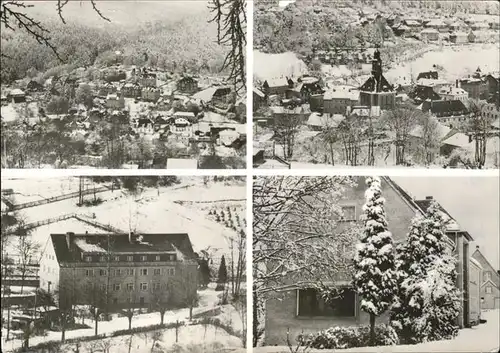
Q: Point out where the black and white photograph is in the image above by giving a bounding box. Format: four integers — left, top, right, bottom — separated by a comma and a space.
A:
253, 0, 500, 169
1, 0, 247, 169
1, 175, 247, 352
253, 175, 499, 352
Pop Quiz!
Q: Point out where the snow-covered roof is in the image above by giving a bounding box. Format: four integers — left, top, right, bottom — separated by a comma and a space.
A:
9, 89, 25, 96
74, 238, 106, 253
469, 257, 482, 269
441, 133, 471, 148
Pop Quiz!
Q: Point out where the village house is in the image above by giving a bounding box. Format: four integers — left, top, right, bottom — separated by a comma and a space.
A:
460, 69, 489, 100
106, 93, 125, 110
7, 89, 26, 104
121, 82, 141, 98
139, 72, 157, 88
173, 111, 196, 123
482, 102, 500, 122
192, 86, 233, 107
438, 82, 469, 102
141, 87, 161, 102
424, 18, 448, 32
253, 88, 266, 111
323, 86, 359, 115
485, 72, 500, 106
264, 178, 475, 345
306, 112, 344, 132
39, 232, 198, 309
262, 77, 294, 98
472, 247, 500, 309
176, 76, 199, 94
98, 82, 117, 97
170, 117, 192, 135
421, 100, 469, 128
470, 21, 490, 31
420, 28, 440, 41
469, 257, 482, 326
449, 31, 468, 44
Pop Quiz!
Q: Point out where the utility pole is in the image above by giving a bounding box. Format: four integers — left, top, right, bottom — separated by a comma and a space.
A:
78, 177, 84, 206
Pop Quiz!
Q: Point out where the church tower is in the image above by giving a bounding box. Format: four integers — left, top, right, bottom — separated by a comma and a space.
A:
359, 48, 396, 115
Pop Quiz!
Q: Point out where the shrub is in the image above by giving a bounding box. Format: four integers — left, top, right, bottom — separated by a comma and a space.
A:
297, 324, 399, 350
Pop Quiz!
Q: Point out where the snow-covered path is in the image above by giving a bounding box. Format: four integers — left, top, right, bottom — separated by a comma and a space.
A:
255, 309, 500, 353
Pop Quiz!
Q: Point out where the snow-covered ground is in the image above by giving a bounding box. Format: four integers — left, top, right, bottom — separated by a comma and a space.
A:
254, 309, 500, 353
3, 178, 246, 259
1, 286, 244, 352
254, 50, 309, 81
384, 43, 500, 85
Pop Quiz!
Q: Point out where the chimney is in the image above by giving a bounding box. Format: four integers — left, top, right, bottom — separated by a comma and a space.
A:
129, 231, 134, 244
66, 232, 74, 249
468, 134, 473, 143
456, 79, 459, 88
425, 196, 433, 200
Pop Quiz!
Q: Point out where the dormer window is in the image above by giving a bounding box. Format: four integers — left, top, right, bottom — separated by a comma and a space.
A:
99, 256, 106, 262
113, 256, 120, 262
85, 256, 92, 262
127, 256, 133, 262
155, 255, 161, 261
141, 255, 147, 262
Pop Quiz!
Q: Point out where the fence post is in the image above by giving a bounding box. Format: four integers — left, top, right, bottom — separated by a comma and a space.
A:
175, 320, 179, 343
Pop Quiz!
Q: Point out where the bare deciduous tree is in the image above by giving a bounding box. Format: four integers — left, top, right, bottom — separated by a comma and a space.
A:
273, 113, 303, 160
467, 99, 494, 168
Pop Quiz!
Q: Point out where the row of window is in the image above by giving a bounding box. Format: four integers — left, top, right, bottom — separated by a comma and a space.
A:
85, 267, 175, 277
84, 254, 177, 263
85, 281, 162, 292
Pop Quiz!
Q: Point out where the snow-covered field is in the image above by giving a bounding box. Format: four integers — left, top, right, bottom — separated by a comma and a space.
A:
3, 178, 246, 259
254, 50, 309, 81
385, 43, 500, 85
254, 309, 500, 353
2, 177, 82, 204
1, 286, 244, 352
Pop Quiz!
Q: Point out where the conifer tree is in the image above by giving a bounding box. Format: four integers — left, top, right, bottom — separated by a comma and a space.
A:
353, 176, 396, 346
216, 255, 228, 291
391, 201, 461, 343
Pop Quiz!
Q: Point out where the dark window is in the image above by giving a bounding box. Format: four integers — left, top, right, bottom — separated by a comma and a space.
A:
297, 288, 356, 317
340, 206, 356, 221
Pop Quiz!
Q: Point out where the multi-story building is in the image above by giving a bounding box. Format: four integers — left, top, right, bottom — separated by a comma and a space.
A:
141, 87, 161, 102
460, 68, 489, 100
438, 83, 469, 103
139, 72, 157, 88
472, 247, 500, 309
176, 76, 199, 94
39, 232, 198, 309
264, 177, 475, 345
323, 86, 359, 115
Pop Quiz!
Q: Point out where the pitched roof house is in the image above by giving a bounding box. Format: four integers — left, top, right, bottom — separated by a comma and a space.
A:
472, 247, 500, 309
264, 178, 474, 345
39, 233, 198, 309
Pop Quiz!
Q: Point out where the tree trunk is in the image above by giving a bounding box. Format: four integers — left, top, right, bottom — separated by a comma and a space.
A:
128, 316, 132, 330
160, 311, 165, 325
369, 313, 376, 346
94, 315, 99, 336
189, 306, 193, 321
61, 322, 66, 342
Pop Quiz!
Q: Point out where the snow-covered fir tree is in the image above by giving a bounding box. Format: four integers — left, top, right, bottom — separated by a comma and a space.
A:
391, 200, 461, 343
353, 176, 396, 345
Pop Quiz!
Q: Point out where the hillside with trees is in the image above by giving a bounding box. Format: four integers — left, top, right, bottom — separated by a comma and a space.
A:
1, 5, 226, 84
254, 0, 500, 54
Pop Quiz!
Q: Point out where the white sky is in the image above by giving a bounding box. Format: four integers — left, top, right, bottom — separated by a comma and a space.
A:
392, 176, 500, 269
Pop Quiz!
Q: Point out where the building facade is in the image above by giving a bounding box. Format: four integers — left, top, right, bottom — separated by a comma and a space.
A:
39, 233, 198, 310
264, 177, 473, 345
472, 247, 500, 309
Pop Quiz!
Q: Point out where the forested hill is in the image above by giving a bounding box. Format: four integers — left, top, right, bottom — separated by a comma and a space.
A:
0, 2, 226, 83
254, 0, 500, 54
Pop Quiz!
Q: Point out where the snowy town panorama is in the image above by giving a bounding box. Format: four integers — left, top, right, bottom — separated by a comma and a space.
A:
253, 0, 500, 169
253, 175, 500, 352
1, 176, 247, 352
1, 1, 247, 169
